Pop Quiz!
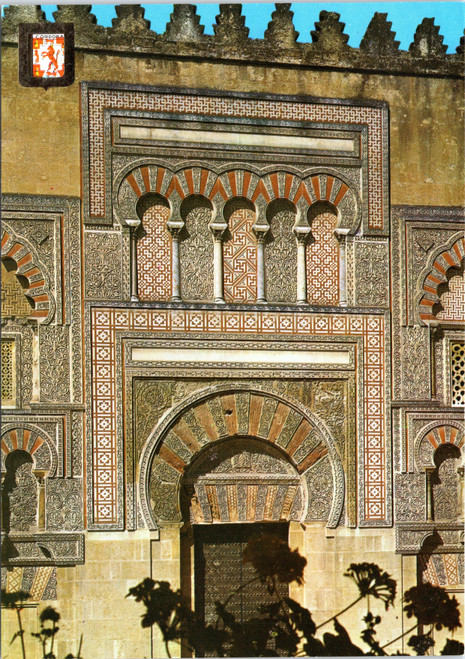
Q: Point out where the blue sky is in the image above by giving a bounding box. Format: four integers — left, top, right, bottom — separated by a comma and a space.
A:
3, 3, 465, 52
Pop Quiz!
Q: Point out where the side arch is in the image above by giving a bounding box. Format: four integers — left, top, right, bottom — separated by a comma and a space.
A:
138, 384, 345, 531
415, 421, 464, 470
1, 224, 55, 323
1, 424, 58, 476
417, 234, 465, 323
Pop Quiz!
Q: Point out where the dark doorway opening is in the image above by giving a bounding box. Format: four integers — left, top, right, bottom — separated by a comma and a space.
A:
194, 522, 289, 656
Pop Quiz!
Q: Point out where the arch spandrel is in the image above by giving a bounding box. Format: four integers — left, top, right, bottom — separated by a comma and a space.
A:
138, 384, 345, 531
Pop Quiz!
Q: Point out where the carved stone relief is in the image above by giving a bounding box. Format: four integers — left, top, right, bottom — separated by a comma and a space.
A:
432, 446, 461, 521
180, 198, 214, 301
46, 479, 83, 531
265, 208, 297, 303
354, 240, 389, 307
39, 325, 70, 402
8, 463, 38, 532
305, 455, 333, 521
394, 473, 426, 522
84, 231, 123, 300
400, 326, 430, 400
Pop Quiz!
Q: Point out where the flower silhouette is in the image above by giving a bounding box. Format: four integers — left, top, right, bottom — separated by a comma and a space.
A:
403, 583, 461, 631
243, 534, 307, 585
344, 563, 396, 609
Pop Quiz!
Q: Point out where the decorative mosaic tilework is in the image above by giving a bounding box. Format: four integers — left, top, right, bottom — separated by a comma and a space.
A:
90, 308, 386, 525
1, 339, 15, 405
451, 342, 465, 407
420, 553, 462, 587
224, 207, 257, 303
307, 212, 339, 305
137, 204, 171, 301
85, 87, 385, 229
1, 261, 33, 318
436, 274, 465, 322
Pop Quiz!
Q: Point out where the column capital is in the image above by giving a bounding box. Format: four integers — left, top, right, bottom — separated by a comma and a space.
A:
293, 225, 311, 245
252, 222, 269, 242
167, 219, 184, 239
209, 220, 228, 241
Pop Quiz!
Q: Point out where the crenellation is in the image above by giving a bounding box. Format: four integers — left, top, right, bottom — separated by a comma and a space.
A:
263, 3, 299, 49
1, 4, 463, 78
360, 12, 400, 57
409, 17, 448, 59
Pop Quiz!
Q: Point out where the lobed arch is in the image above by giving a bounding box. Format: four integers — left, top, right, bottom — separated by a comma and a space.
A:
415, 421, 464, 470
138, 384, 345, 531
1, 226, 54, 323
417, 234, 465, 324
115, 162, 360, 233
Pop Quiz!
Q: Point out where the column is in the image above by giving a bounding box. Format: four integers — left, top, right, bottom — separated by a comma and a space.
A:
425, 467, 435, 522
167, 216, 184, 302
212, 234, 225, 303
294, 226, 311, 305
256, 236, 267, 304
34, 470, 47, 531
457, 466, 464, 520
252, 210, 269, 305
168, 227, 182, 302
335, 228, 350, 307
127, 220, 141, 302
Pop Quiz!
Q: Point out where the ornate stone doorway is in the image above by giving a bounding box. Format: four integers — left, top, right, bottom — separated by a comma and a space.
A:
193, 522, 289, 657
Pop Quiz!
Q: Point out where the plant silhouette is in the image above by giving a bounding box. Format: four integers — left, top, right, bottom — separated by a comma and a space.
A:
127, 534, 463, 657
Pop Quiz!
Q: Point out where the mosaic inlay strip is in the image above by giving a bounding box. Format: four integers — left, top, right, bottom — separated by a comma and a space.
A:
90, 308, 386, 525
84, 86, 385, 229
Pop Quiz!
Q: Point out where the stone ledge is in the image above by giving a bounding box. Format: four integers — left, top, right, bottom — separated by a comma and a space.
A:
395, 522, 464, 554
1, 531, 85, 566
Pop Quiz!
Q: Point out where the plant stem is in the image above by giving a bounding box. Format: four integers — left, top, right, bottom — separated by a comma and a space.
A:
380, 623, 418, 650
50, 620, 56, 658
164, 638, 172, 659
77, 633, 83, 659
16, 607, 27, 659
315, 595, 364, 630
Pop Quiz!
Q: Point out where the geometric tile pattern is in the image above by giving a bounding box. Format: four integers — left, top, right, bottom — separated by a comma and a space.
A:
137, 204, 171, 301
85, 87, 384, 228
420, 553, 463, 587
436, 273, 465, 322
1, 261, 33, 318
224, 207, 257, 302
307, 212, 339, 305
2, 566, 57, 601
451, 342, 465, 407
1, 339, 15, 405
90, 308, 385, 525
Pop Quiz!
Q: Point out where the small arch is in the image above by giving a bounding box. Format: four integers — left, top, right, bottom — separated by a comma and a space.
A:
418, 235, 465, 323
432, 443, 462, 521
415, 422, 464, 470
135, 193, 172, 302
1, 425, 57, 476
180, 195, 215, 301
1, 449, 36, 533
306, 202, 339, 306
433, 263, 465, 322
1, 227, 54, 323
223, 197, 258, 303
